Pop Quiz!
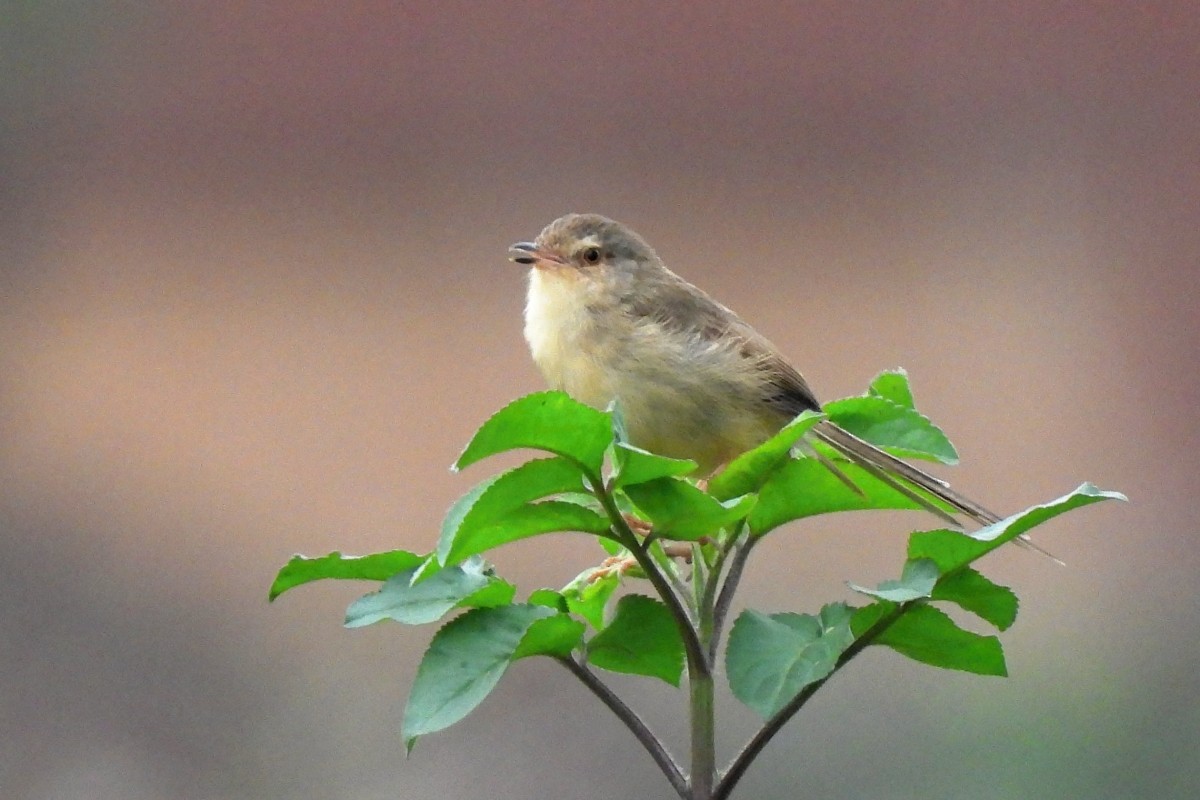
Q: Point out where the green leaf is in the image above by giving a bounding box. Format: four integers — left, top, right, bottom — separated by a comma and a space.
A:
514, 614, 586, 659
269, 550, 426, 601
868, 368, 915, 409
612, 442, 697, 488
622, 478, 755, 540
402, 605, 581, 749
562, 569, 621, 630
973, 482, 1128, 543
553, 491, 607, 516
454, 391, 612, 475
932, 567, 1018, 631
824, 395, 958, 464
445, 502, 611, 566
597, 536, 624, 557
849, 600, 898, 636
344, 557, 514, 627
749, 457, 950, 536
528, 588, 568, 612
848, 558, 939, 602
587, 595, 685, 686
708, 410, 825, 501
906, 529, 988, 574
853, 602, 1007, 676
438, 457, 610, 565
726, 604, 855, 719
409, 553, 444, 585
459, 578, 519, 610
606, 398, 700, 486
908, 483, 1128, 571
442, 457, 587, 543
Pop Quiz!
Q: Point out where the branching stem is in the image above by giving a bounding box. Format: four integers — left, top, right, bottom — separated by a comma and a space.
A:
591, 477, 711, 677
585, 474, 909, 800
558, 656, 689, 800
707, 533, 756, 664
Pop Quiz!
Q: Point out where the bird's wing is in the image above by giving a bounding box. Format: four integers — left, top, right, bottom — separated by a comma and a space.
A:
624, 272, 822, 415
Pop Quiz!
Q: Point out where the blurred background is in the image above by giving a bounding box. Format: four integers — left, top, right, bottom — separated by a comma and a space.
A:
2, 3, 1196, 799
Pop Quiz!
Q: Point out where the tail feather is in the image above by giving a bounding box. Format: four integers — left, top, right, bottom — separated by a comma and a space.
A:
812, 421, 1062, 564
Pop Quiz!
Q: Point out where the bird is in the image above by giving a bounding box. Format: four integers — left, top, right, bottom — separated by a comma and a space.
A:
508, 212, 1053, 556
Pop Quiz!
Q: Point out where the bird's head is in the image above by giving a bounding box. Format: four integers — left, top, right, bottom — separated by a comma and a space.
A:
508, 214, 662, 285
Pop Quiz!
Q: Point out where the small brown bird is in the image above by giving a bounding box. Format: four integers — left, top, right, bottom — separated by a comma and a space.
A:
509, 213, 1046, 549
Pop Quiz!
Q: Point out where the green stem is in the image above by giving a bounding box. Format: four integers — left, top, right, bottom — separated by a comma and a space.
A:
591, 477, 710, 677
558, 657, 689, 800
689, 663, 716, 800
691, 547, 707, 622
689, 535, 719, 800
648, 536, 696, 618
592, 473, 720, 798
698, 532, 737, 619
707, 534, 756, 664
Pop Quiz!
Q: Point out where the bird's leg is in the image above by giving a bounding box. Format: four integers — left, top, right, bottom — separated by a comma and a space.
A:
622, 513, 653, 535
585, 514, 652, 581
606, 472, 715, 566
590, 524, 708, 580
588, 555, 639, 581
620, 514, 700, 558
662, 542, 696, 561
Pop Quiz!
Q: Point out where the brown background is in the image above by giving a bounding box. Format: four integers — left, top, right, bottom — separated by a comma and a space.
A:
2, 3, 1197, 799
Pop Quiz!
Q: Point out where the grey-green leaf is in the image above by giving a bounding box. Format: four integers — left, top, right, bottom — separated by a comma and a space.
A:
269, 550, 426, 601
726, 604, 855, 719
345, 557, 514, 627
908, 483, 1128, 572
402, 605, 579, 749
849, 558, 939, 602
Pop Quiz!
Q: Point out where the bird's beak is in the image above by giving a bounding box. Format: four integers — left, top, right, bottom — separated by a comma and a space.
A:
508, 241, 564, 267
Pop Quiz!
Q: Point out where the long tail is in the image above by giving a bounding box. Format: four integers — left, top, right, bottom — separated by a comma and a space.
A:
812, 421, 1062, 564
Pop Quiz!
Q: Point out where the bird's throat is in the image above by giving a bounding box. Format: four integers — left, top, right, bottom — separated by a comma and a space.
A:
523, 268, 614, 408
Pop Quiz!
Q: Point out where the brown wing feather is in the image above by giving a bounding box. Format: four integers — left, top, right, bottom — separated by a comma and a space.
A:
623, 271, 821, 415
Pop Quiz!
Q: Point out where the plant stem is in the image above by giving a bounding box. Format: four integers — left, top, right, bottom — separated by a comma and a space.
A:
688, 535, 720, 800
698, 532, 737, 618
591, 479, 710, 676
648, 536, 696, 616
689, 659, 716, 800
591, 475, 740, 799
713, 603, 907, 800
707, 534, 756, 664
558, 656, 690, 800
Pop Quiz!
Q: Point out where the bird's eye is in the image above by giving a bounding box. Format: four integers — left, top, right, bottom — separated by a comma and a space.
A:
581, 247, 602, 265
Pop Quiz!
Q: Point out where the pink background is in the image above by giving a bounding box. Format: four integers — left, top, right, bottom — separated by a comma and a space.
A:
2, 4, 1195, 799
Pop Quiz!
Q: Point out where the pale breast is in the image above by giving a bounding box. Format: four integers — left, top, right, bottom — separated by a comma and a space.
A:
523, 269, 615, 407
523, 268, 785, 472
